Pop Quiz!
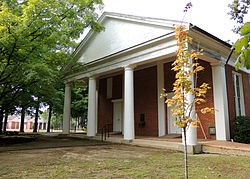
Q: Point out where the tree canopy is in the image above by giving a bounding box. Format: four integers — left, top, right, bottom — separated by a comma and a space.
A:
228, 0, 250, 30
233, 22, 250, 69
0, 0, 103, 132
228, 0, 250, 69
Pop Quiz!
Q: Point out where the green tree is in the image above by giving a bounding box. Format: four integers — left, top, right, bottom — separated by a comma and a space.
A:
228, 0, 250, 69
232, 22, 250, 70
0, 0, 103, 132
71, 82, 88, 130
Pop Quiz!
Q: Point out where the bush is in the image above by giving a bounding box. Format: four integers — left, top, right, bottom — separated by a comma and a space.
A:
233, 116, 250, 144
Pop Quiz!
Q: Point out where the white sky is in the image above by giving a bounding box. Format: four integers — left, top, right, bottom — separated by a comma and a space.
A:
101, 0, 250, 43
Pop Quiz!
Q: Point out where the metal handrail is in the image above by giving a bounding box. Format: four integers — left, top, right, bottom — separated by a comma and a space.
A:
100, 123, 112, 141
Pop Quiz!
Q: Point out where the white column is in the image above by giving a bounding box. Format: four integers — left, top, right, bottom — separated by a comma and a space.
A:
123, 66, 135, 140
87, 77, 97, 137
184, 92, 198, 145
183, 59, 197, 146
211, 63, 230, 140
157, 62, 166, 136
63, 83, 71, 134
95, 88, 99, 134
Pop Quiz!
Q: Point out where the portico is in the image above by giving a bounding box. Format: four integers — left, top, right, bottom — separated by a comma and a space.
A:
62, 12, 250, 146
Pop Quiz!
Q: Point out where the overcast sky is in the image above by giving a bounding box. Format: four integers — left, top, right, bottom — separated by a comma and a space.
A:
101, 0, 250, 43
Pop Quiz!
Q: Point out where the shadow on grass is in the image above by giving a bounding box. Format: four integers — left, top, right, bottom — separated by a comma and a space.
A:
0, 134, 109, 152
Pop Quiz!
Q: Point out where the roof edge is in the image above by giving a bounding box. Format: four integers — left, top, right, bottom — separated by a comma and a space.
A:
190, 25, 232, 48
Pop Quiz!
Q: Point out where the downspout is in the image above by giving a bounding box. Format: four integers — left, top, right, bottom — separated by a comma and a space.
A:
226, 48, 234, 65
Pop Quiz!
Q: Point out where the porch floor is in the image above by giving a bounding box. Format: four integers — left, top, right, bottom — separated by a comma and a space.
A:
69, 133, 250, 156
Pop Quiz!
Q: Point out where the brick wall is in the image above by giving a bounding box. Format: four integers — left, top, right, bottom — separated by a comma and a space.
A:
97, 75, 123, 133
242, 72, 250, 116
134, 66, 158, 136
97, 78, 113, 131
195, 60, 215, 139
226, 65, 250, 137
112, 75, 123, 99
96, 59, 232, 139
164, 60, 215, 139
226, 65, 235, 138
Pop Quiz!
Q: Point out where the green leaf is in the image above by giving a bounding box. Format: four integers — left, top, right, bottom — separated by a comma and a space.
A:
234, 36, 249, 54
235, 60, 241, 71
240, 22, 250, 35
243, 48, 250, 69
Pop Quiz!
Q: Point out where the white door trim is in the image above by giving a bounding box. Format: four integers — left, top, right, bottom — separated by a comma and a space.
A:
167, 92, 182, 134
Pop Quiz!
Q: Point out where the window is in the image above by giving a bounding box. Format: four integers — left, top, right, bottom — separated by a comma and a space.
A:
232, 72, 245, 116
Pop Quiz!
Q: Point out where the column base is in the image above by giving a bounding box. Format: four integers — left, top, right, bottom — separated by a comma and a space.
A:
178, 144, 202, 154
62, 131, 70, 135
121, 139, 133, 143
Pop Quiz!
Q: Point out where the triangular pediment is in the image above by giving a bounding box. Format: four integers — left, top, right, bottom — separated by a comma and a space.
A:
74, 12, 183, 64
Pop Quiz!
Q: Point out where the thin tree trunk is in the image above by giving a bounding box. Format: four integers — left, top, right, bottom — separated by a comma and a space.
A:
183, 127, 188, 179
3, 113, 8, 133
47, 105, 52, 132
0, 109, 4, 134
20, 107, 25, 132
33, 101, 39, 132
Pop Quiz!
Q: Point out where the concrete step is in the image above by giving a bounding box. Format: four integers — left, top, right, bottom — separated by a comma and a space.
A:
131, 139, 181, 151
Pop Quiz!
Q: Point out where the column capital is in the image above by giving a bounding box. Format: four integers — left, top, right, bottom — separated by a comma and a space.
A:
124, 64, 136, 71
210, 61, 226, 67
89, 77, 96, 80
88, 75, 98, 80
157, 61, 164, 66
64, 82, 73, 87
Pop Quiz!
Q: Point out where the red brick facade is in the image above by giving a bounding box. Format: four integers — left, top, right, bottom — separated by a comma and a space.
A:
163, 60, 215, 139
195, 60, 215, 139
134, 66, 158, 136
98, 75, 123, 132
242, 72, 250, 116
97, 66, 159, 136
96, 59, 249, 139
226, 65, 250, 137
112, 75, 123, 99
97, 78, 113, 131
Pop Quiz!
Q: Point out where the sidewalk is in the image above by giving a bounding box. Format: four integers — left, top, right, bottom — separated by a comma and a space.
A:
69, 133, 250, 156
200, 140, 250, 156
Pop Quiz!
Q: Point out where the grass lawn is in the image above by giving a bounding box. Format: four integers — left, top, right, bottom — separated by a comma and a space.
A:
0, 140, 249, 179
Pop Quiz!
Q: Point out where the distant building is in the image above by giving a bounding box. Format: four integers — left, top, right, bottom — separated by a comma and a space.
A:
5, 115, 47, 131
